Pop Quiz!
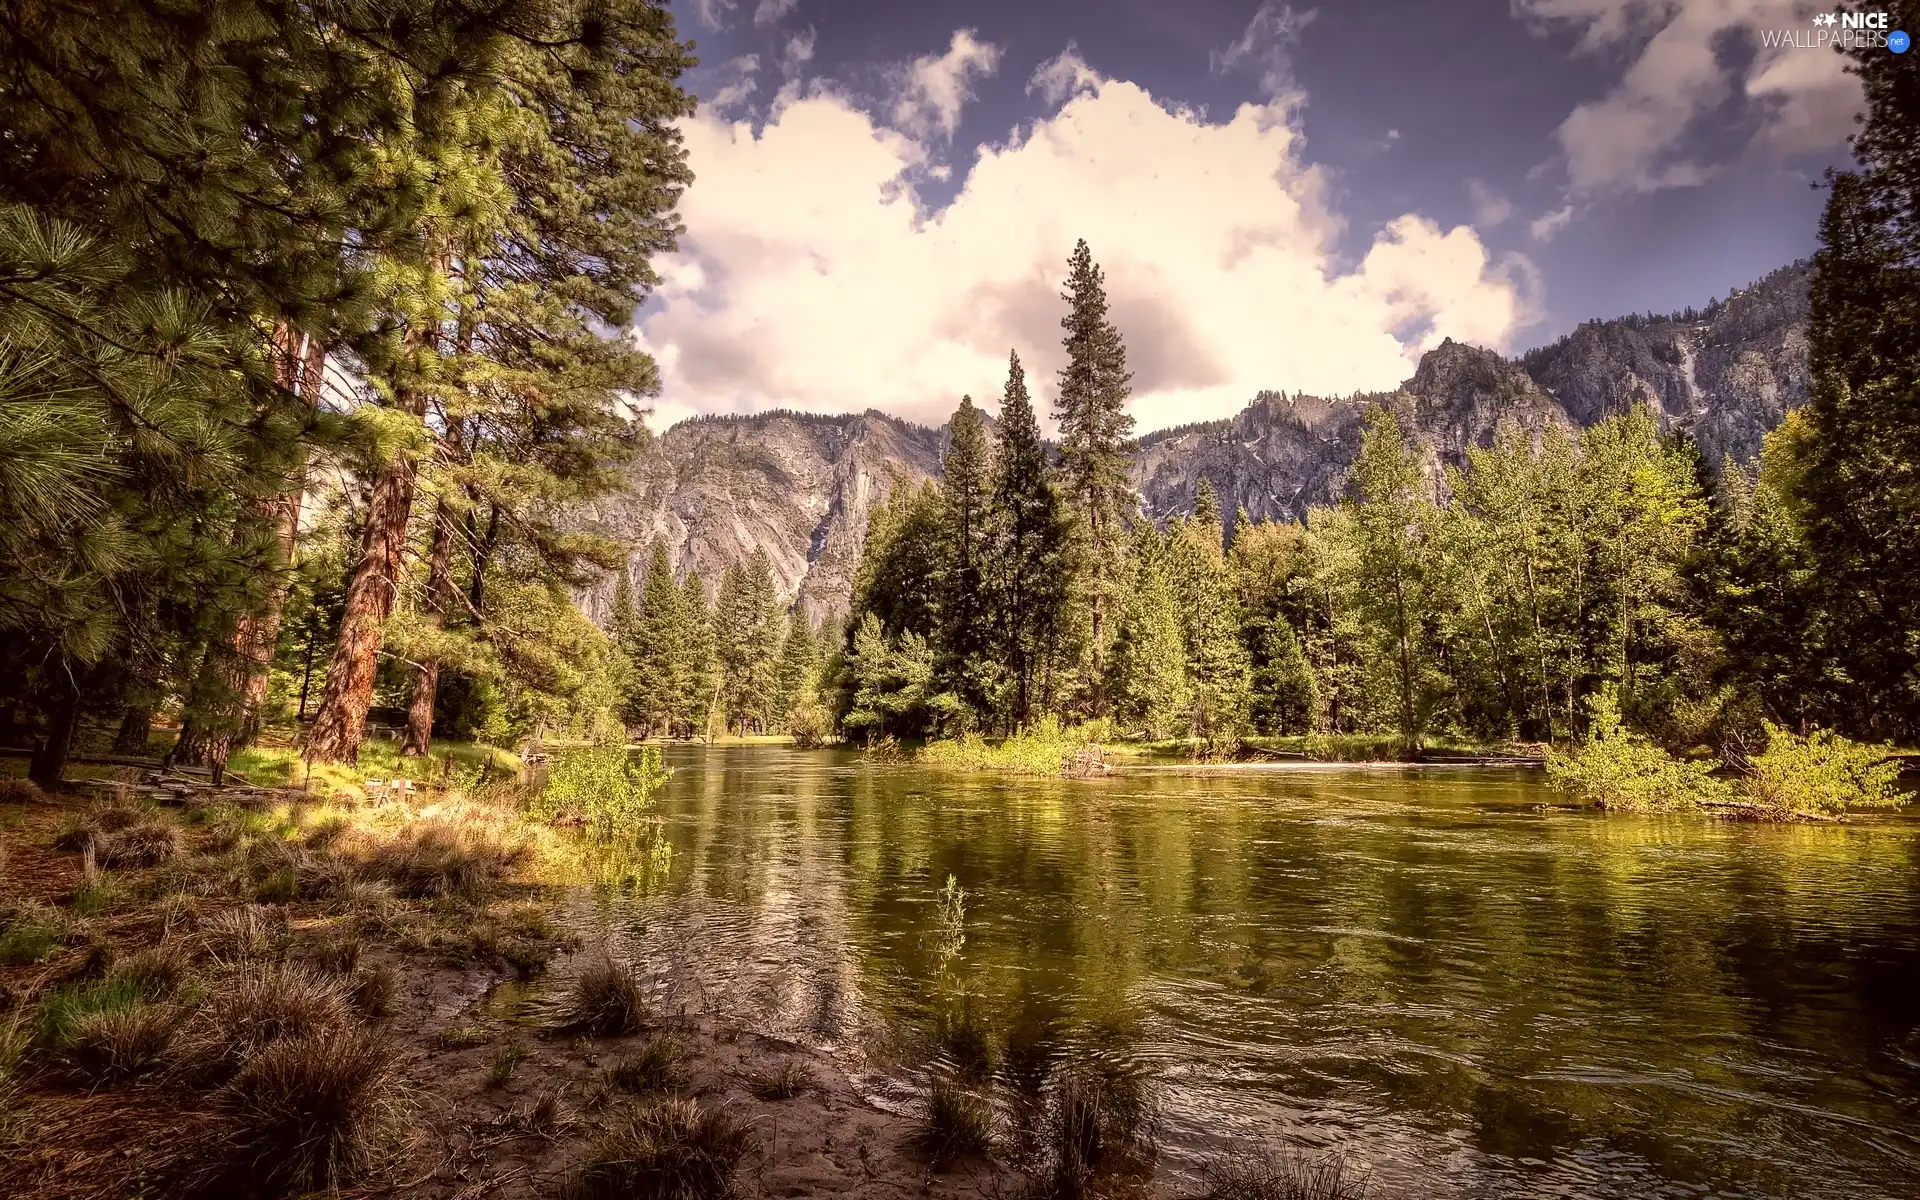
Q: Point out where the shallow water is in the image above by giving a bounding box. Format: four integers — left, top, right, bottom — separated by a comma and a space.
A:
559, 747, 1920, 1199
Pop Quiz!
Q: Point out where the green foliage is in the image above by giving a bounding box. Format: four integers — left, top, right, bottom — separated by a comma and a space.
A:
1546, 688, 1730, 812
1738, 723, 1910, 818
532, 746, 673, 838
921, 716, 1109, 777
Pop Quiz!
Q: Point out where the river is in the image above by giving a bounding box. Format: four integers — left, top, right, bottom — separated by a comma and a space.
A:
549, 746, 1920, 1199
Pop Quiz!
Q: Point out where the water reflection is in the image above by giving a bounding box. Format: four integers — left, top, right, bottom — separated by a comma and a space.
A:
577, 747, 1920, 1200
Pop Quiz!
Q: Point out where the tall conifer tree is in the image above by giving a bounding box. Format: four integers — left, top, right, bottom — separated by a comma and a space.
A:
988, 351, 1073, 727
938, 395, 996, 718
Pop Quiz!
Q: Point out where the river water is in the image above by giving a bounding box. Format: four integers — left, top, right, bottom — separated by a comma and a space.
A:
554, 746, 1920, 1199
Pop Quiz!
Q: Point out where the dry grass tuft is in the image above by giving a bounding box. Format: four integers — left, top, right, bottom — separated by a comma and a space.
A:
559, 1097, 755, 1200
0, 778, 45, 804
1018, 1059, 1158, 1200
353, 820, 531, 899
175, 962, 353, 1082
919, 1071, 995, 1166
200, 904, 283, 962
558, 958, 647, 1037
608, 1036, 683, 1095
95, 820, 184, 868
58, 1004, 180, 1081
1188, 1147, 1374, 1200
206, 1026, 400, 1197
109, 941, 190, 1000
347, 963, 396, 1021
745, 1058, 811, 1101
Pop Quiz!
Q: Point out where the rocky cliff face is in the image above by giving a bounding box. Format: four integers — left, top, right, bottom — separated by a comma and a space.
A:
576, 411, 944, 625
588, 262, 1811, 618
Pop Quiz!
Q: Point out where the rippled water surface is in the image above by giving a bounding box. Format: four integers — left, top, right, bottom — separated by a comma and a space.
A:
563, 747, 1920, 1199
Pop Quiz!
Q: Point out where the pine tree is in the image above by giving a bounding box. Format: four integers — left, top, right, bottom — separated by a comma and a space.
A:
678, 573, 719, 741
938, 395, 997, 720
1054, 240, 1137, 710
717, 550, 783, 733
1168, 485, 1252, 749
1107, 527, 1191, 740
624, 539, 684, 737
1793, 15, 1920, 735
773, 613, 821, 729
988, 351, 1074, 728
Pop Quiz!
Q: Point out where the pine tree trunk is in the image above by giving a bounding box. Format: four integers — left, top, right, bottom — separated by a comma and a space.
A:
303, 427, 425, 764
112, 702, 154, 755
173, 326, 322, 765
401, 495, 459, 757
28, 684, 80, 790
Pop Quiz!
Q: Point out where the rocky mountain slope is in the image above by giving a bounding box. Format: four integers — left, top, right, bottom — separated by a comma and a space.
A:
586, 261, 1811, 618
576, 410, 945, 625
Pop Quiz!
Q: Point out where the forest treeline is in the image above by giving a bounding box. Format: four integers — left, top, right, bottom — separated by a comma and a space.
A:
0, 1, 696, 784
1, 4, 1915, 781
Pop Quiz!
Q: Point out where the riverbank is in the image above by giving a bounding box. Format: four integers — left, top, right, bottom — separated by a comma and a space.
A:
1, 769, 1340, 1200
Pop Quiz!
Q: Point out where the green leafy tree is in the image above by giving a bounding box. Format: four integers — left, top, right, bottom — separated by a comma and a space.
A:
1168, 481, 1251, 749
1107, 527, 1191, 740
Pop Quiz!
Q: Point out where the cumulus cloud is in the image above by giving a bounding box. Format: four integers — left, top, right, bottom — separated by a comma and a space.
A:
888, 29, 1001, 142
1467, 179, 1512, 228
1212, 1, 1317, 104
634, 41, 1540, 434
1516, 0, 1860, 194
1529, 204, 1575, 242
753, 0, 796, 26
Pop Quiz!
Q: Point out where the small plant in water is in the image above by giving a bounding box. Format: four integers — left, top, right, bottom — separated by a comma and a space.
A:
533, 746, 672, 838
1545, 687, 1728, 812
1736, 722, 1910, 818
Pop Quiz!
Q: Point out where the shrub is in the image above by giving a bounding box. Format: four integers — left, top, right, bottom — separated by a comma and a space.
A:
608, 1036, 683, 1094
210, 1027, 399, 1196
921, 717, 1110, 777
560, 1097, 755, 1200
557, 958, 647, 1037
1737, 722, 1911, 818
919, 1072, 994, 1166
1545, 688, 1729, 812
531, 746, 672, 838
1189, 1146, 1374, 1200
786, 700, 834, 749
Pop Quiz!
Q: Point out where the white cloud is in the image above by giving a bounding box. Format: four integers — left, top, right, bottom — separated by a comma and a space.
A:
1213, 1, 1317, 105
1529, 204, 1575, 241
784, 28, 815, 69
635, 43, 1540, 434
1028, 44, 1103, 107
753, 0, 796, 26
706, 54, 759, 115
888, 29, 1001, 142
691, 0, 735, 33
1467, 178, 1512, 228
1516, 0, 1860, 194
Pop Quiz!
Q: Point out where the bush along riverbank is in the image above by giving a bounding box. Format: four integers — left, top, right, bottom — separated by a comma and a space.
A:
1546, 688, 1911, 820
0, 751, 1385, 1200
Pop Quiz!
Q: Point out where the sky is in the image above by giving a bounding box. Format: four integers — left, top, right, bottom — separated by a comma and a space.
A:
633, 0, 1867, 434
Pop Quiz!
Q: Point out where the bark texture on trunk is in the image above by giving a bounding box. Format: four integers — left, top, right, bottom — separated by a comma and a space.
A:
401, 495, 459, 756
172, 327, 324, 766
303, 424, 425, 764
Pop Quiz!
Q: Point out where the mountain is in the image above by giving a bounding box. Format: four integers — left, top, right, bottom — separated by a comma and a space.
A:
583, 262, 1812, 619
576, 410, 945, 626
